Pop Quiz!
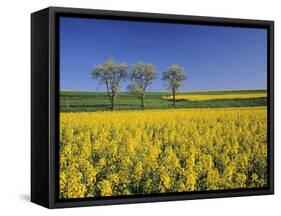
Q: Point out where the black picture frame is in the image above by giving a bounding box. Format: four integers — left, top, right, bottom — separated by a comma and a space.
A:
31, 6, 274, 208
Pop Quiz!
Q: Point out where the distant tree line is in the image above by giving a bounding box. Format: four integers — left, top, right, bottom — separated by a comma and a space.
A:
92, 58, 187, 110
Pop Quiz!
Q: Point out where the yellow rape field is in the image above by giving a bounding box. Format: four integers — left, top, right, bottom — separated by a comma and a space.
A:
59, 107, 267, 199
162, 93, 267, 101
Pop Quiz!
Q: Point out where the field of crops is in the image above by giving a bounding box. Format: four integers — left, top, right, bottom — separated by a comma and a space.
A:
60, 89, 267, 112
162, 93, 267, 101
59, 107, 267, 199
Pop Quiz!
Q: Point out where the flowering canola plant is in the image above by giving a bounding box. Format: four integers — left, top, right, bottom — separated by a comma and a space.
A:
59, 107, 267, 198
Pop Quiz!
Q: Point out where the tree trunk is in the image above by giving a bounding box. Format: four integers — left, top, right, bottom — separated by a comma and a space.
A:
106, 94, 114, 110
172, 90, 176, 106
111, 95, 115, 111
141, 94, 144, 108
105, 82, 113, 110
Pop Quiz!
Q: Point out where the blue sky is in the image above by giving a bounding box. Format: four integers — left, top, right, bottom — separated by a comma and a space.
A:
60, 17, 267, 92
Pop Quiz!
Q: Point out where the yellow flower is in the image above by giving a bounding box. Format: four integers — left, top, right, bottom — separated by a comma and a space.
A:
59, 107, 267, 198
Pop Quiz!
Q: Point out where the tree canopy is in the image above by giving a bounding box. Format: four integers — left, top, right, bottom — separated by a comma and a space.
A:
92, 58, 128, 110
162, 64, 187, 106
128, 62, 156, 107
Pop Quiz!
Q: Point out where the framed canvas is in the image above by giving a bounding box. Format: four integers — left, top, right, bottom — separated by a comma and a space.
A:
31, 6, 274, 208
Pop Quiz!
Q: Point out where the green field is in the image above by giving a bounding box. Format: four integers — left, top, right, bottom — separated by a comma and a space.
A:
60, 89, 267, 112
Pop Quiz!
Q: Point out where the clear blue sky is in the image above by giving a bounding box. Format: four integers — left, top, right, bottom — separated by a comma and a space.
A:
59, 16, 267, 92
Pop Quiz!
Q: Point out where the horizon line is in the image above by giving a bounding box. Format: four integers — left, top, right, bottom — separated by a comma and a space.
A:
60, 88, 267, 93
